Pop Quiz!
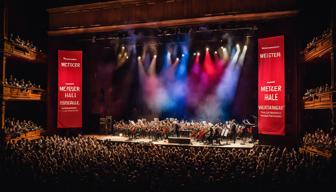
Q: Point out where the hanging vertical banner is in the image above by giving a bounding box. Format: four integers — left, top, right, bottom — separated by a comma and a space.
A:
57, 50, 82, 128
258, 36, 285, 135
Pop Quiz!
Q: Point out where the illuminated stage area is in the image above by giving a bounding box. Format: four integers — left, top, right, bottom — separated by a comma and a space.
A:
84, 135, 256, 149
90, 118, 258, 148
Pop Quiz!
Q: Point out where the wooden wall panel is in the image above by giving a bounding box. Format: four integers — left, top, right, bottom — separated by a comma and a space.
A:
48, 0, 298, 35
147, 3, 164, 22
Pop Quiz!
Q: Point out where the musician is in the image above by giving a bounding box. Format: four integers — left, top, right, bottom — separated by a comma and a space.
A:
164, 126, 170, 139
241, 125, 247, 144
207, 127, 214, 144
213, 127, 221, 144
174, 121, 180, 137
243, 116, 258, 142
231, 120, 237, 144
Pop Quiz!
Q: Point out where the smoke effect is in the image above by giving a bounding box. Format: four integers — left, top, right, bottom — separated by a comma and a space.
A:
89, 31, 251, 121
136, 35, 248, 121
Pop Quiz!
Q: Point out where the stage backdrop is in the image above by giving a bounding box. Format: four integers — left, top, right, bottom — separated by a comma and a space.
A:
57, 50, 82, 128
258, 36, 285, 135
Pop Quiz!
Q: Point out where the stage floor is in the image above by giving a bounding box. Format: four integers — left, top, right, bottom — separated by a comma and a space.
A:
83, 135, 256, 148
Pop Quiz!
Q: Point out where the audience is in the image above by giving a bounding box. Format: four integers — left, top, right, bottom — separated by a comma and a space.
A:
303, 83, 333, 101
303, 129, 336, 152
0, 135, 335, 192
303, 28, 331, 53
3, 118, 43, 139
9, 33, 43, 53
1, 75, 42, 90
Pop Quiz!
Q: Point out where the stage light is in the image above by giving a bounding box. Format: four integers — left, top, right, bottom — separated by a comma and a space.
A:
122, 46, 125, 50
214, 51, 218, 54
244, 45, 247, 49
197, 52, 200, 56
126, 56, 129, 59
176, 57, 179, 61
221, 46, 224, 50
206, 47, 209, 51
236, 44, 240, 49
193, 52, 196, 56
138, 56, 141, 60
182, 54, 185, 57
154, 55, 157, 58
124, 53, 128, 57
119, 133, 123, 137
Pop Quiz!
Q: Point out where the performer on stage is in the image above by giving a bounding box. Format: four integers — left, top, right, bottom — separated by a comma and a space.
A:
243, 115, 258, 142
174, 121, 180, 137
231, 120, 237, 144
207, 127, 214, 144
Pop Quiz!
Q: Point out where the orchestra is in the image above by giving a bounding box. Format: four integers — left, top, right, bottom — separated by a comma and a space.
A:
112, 118, 254, 144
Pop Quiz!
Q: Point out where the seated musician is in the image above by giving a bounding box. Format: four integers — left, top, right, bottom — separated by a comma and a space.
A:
231, 120, 237, 144
174, 121, 180, 137
213, 127, 221, 144
207, 127, 214, 144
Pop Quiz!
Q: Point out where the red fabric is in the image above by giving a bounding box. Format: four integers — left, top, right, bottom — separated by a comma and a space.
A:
258, 36, 285, 135
57, 50, 82, 128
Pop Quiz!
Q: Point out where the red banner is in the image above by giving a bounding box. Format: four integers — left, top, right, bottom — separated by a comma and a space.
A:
57, 50, 82, 128
258, 36, 285, 135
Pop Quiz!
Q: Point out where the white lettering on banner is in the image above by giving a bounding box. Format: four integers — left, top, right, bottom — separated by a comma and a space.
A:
59, 86, 80, 92
65, 93, 77, 98
259, 52, 281, 59
61, 62, 81, 67
63, 57, 77, 61
59, 100, 80, 105
260, 85, 282, 92
258, 105, 284, 110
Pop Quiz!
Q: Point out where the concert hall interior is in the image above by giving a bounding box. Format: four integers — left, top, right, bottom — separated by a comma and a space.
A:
0, 0, 336, 192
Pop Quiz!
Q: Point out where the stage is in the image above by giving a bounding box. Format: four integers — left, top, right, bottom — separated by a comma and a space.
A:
83, 135, 256, 148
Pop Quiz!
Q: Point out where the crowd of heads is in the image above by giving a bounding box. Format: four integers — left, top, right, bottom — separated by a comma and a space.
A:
3, 118, 43, 138
0, 135, 335, 192
303, 129, 336, 152
113, 118, 253, 143
1, 75, 42, 90
303, 28, 331, 53
9, 33, 42, 53
303, 83, 333, 101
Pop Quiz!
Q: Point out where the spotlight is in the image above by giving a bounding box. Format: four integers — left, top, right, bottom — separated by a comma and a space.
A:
122, 46, 125, 50
197, 52, 200, 56
236, 44, 240, 49
119, 133, 123, 137
154, 55, 157, 58
244, 45, 247, 49
124, 53, 128, 57
176, 57, 179, 61
221, 46, 224, 50
214, 51, 218, 54
138, 56, 141, 60
193, 52, 196, 56
126, 56, 129, 59
206, 47, 209, 51
182, 54, 185, 57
